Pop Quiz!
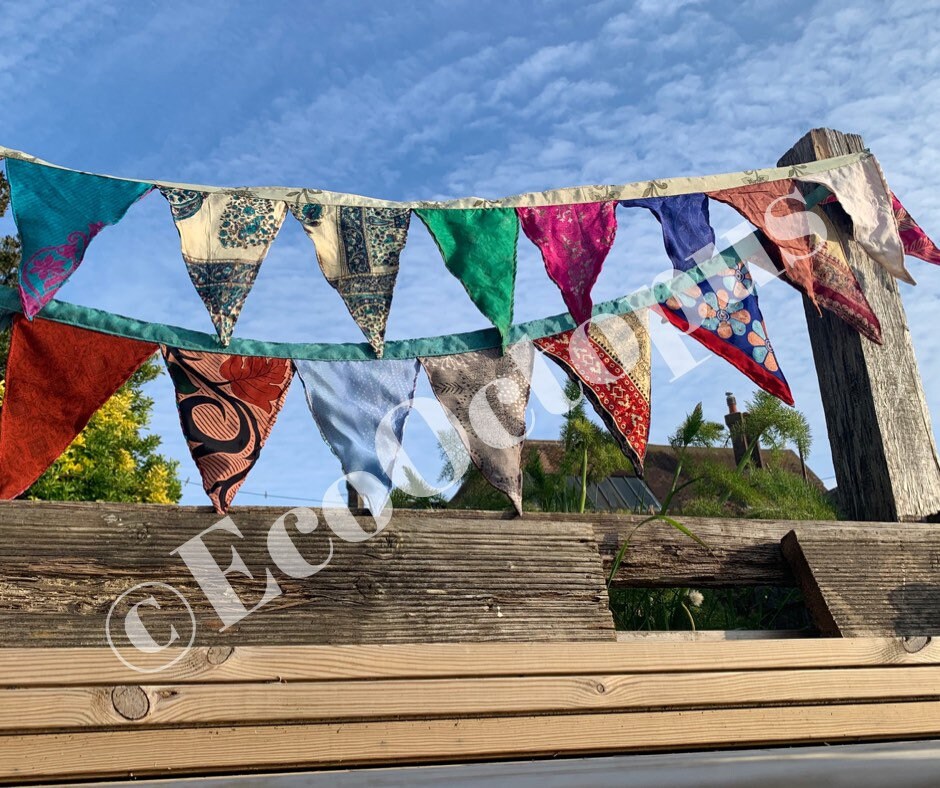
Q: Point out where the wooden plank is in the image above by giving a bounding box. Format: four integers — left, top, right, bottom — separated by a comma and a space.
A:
781, 527, 940, 636
4, 702, 940, 781
0, 502, 614, 645
0, 638, 937, 687
778, 128, 940, 522
4, 665, 940, 732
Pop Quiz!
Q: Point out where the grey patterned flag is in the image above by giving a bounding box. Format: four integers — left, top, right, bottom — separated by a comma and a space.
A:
291, 204, 410, 358
420, 343, 534, 515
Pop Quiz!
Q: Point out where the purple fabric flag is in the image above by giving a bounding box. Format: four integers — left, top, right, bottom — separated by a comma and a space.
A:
517, 202, 618, 325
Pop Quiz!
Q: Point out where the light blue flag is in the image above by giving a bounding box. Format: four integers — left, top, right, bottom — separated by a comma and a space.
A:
5, 158, 152, 319
295, 357, 420, 509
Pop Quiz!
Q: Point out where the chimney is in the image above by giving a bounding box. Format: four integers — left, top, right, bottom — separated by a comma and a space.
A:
724, 392, 764, 469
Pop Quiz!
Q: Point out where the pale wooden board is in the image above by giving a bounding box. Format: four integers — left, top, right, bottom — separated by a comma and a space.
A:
0, 638, 936, 687
782, 527, 940, 636
3, 702, 940, 781
0, 502, 614, 645
4, 665, 940, 732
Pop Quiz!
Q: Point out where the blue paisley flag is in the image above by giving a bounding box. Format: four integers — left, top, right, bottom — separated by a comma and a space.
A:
290, 204, 410, 358
294, 357, 421, 510
161, 188, 288, 346
5, 158, 152, 319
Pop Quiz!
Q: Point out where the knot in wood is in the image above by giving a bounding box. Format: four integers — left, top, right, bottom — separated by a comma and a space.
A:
111, 685, 150, 721
206, 645, 234, 665
903, 636, 931, 653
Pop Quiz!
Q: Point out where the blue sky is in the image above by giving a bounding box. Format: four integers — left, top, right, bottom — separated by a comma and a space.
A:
2, 0, 940, 505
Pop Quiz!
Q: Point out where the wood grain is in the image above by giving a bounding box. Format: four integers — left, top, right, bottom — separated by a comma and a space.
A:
4, 665, 940, 732
778, 128, 940, 522
782, 526, 940, 636
3, 702, 940, 781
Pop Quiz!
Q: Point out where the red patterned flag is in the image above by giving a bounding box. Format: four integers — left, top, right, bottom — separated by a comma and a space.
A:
892, 193, 940, 265
0, 316, 158, 498
162, 348, 293, 513
535, 311, 651, 474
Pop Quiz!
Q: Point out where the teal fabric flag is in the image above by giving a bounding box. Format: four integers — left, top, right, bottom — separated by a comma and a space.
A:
6, 158, 152, 319
415, 208, 518, 344
294, 357, 420, 510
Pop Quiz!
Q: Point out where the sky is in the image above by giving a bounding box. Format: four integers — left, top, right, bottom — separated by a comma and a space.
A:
2, 0, 939, 506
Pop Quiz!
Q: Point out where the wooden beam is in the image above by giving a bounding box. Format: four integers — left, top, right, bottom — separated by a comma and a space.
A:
778, 128, 940, 521
781, 526, 940, 636
4, 702, 940, 781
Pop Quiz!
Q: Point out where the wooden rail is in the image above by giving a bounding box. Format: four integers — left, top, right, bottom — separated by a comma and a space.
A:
0, 638, 939, 782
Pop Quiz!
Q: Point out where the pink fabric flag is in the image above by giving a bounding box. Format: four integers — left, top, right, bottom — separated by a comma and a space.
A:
517, 202, 618, 325
893, 194, 940, 265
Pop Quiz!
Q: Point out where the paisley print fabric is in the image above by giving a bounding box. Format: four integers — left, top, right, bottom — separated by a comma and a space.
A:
535, 311, 652, 473
415, 208, 519, 346
162, 347, 293, 513
294, 357, 420, 511
420, 343, 534, 515
621, 194, 793, 405
892, 193, 940, 265
162, 189, 287, 346
0, 316, 158, 499
6, 158, 152, 319
290, 204, 410, 357
517, 202, 618, 325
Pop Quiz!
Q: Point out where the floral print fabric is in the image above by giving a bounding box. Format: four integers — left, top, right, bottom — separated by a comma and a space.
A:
290, 204, 410, 357
161, 189, 287, 346
892, 193, 940, 265
620, 193, 793, 405
6, 158, 152, 319
162, 347, 293, 513
535, 311, 652, 473
517, 202, 618, 325
420, 343, 534, 515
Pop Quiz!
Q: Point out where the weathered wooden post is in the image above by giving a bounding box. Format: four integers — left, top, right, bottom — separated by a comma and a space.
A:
778, 128, 940, 522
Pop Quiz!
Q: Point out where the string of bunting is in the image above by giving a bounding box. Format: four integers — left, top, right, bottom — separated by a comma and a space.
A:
0, 145, 938, 514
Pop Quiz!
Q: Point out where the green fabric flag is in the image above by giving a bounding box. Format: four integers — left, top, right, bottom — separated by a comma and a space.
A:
416, 208, 518, 343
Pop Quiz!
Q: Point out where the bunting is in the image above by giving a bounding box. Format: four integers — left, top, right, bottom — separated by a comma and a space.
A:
415, 208, 519, 344
420, 343, 534, 514
893, 193, 940, 265
162, 347, 293, 513
517, 202, 618, 325
294, 358, 420, 510
707, 179, 821, 309
621, 194, 793, 404
0, 316, 157, 498
799, 157, 913, 284
161, 189, 287, 346
754, 208, 882, 344
290, 204, 410, 357
535, 311, 652, 473
6, 158, 152, 319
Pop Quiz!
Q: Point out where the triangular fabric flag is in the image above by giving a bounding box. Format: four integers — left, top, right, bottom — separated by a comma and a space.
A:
620, 194, 793, 405
517, 202, 618, 325
161, 347, 292, 513
750, 207, 882, 344
535, 311, 652, 473
0, 316, 158, 498
6, 158, 152, 319
290, 204, 410, 357
415, 208, 518, 344
420, 343, 533, 514
796, 156, 913, 284
294, 357, 420, 509
892, 193, 940, 265
707, 179, 821, 308
161, 189, 287, 346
